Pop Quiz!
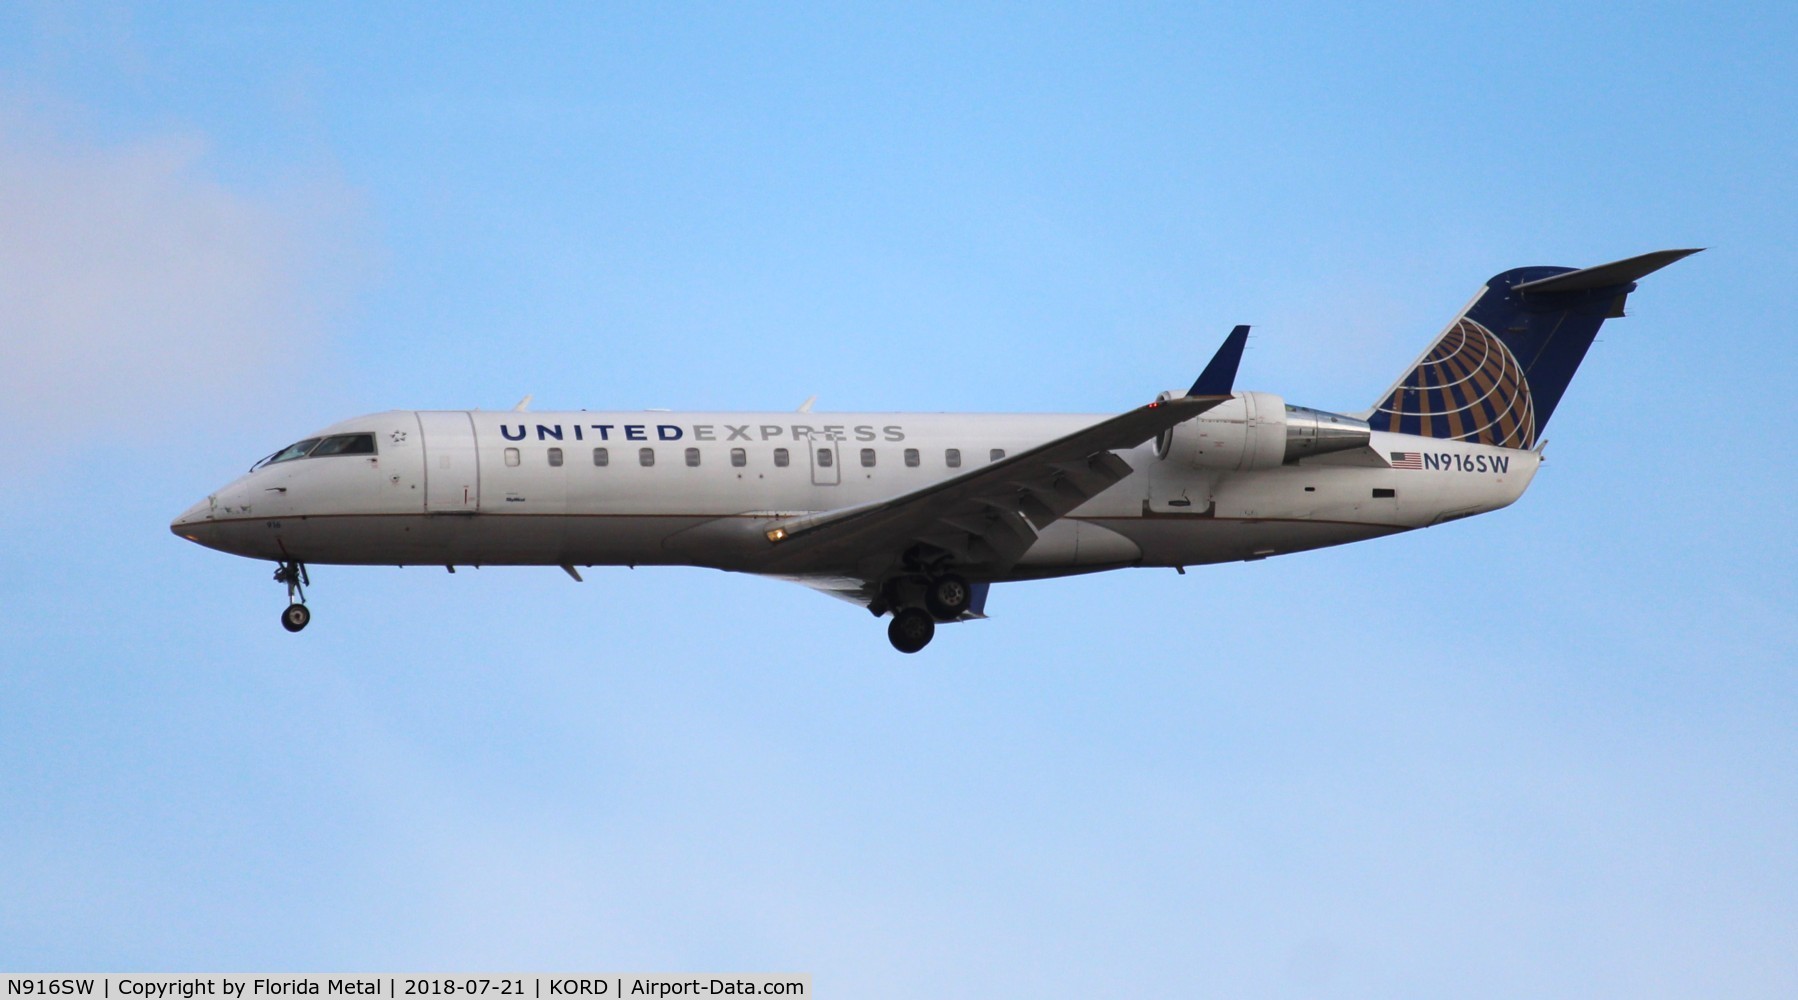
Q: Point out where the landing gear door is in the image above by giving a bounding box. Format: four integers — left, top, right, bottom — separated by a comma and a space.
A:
808, 434, 840, 486
419, 410, 479, 512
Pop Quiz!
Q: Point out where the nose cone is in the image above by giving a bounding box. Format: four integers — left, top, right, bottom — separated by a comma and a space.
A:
170, 496, 215, 542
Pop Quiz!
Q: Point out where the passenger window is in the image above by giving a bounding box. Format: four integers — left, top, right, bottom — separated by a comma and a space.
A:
731, 448, 747, 467
504, 448, 520, 467
817, 448, 833, 468
593, 447, 609, 467
1372, 488, 1397, 499
861, 448, 876, 468
945, 448, 961, 468
990, 448, 1005, 462
774, 448, 790, 468
548, 447, 564, 467
904, 448, 919, 467
685, 447, 701, 467
639, 447, 655, 467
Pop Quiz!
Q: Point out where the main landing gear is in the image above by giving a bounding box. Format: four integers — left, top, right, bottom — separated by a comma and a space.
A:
273, 559, 311, 633
883, 572, 972, 653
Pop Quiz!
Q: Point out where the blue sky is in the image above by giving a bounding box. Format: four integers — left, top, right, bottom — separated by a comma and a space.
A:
2, 3, 1794, 995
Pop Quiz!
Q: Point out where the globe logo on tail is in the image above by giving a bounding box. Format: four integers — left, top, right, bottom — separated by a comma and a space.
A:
1371, 318, 1536, 449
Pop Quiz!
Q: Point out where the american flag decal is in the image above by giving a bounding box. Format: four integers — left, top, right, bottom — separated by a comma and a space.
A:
1390, 451, 1423, 469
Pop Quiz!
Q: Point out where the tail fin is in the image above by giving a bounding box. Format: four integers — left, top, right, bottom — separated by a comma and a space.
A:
1367, 248, 1700, 448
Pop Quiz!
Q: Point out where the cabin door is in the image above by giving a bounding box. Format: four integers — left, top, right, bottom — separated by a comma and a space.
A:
419, 410, 479, 512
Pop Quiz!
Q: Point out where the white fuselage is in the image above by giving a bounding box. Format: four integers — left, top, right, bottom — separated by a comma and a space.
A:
172, 404, 1539, 581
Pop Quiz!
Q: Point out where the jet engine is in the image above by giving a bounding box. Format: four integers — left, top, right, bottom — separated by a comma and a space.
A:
1156, 391, 1371, 470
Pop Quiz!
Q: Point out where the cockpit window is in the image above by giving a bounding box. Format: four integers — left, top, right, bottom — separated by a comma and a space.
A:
255, 438, 321, 469
253, 433, 375, 470
310, 433, 377, 457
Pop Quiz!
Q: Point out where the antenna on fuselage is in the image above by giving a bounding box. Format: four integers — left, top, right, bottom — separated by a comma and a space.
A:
797, 395, 817, 413
513, 395, 533, 412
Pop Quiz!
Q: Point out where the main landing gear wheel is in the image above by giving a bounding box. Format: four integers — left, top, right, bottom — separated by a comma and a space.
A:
888, 608, 936, 654
924, 573, 972, 621
281, 603, 311, 633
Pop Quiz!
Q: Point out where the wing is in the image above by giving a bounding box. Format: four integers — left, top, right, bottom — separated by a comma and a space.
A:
757, 326, 1251, 580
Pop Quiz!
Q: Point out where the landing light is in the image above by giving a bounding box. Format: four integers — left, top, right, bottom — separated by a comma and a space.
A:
766, 527, 788, 543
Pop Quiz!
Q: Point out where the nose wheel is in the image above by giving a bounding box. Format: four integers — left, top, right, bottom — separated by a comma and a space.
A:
281, 603, 311, 632
273, 559, 311, 633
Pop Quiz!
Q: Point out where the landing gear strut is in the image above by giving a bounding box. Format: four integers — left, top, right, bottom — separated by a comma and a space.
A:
887, 608, 936, 654
273, 560, 310, 633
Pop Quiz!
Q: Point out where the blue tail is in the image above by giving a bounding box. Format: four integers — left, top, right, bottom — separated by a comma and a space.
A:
1368, 249, 1699, 448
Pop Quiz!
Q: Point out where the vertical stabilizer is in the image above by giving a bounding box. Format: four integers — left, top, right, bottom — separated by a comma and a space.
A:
1368, 249, 1699, 448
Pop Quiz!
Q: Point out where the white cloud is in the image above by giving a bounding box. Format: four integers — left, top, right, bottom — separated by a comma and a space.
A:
0, 103, 368, 449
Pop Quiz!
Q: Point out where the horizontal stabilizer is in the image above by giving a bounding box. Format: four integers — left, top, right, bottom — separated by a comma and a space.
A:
1513, 248, 1703, 295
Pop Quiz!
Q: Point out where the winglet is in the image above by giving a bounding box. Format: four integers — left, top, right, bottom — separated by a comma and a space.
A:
1189, 325, 1250, 397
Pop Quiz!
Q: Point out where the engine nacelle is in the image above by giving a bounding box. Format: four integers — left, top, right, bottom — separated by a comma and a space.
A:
1156, 391, 1371, 470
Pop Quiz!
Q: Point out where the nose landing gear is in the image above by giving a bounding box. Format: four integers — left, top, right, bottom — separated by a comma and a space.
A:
273, 560, 311, 633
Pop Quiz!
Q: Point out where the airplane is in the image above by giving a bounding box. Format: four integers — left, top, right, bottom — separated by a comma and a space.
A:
172, 249, 1698, 652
